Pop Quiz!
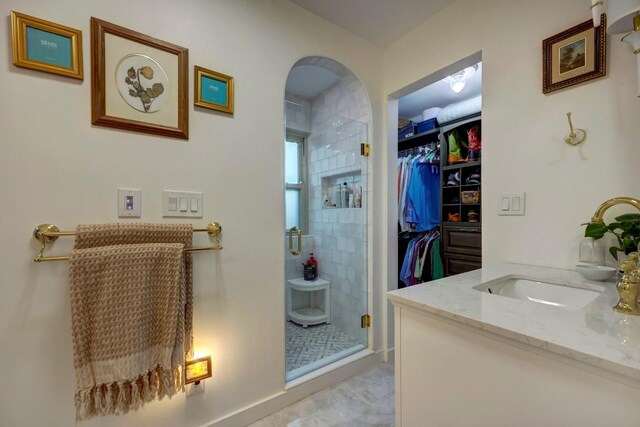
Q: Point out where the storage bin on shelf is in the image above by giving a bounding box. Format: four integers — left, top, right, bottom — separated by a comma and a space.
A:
398, 122, 416, 140
416, 118, 438, 133
461, 190, 480, 204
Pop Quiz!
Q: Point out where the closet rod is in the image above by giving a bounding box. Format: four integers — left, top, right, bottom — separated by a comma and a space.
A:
32, 222, 223, 262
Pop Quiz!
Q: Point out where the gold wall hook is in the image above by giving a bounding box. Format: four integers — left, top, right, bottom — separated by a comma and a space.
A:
564, 112, 586, 146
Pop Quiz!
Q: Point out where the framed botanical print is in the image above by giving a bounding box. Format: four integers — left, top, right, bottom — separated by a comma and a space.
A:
194, 66, 234, 114
11, 11, 83, 80
542, 14, 606, 94
90, 17, 189, 139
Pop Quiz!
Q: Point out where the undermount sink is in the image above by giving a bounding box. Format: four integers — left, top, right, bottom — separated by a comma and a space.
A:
473, 276, 601, 310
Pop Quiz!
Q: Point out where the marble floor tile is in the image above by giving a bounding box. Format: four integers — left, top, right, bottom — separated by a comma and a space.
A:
286, 322, 361, 372
249, 363, 394, 427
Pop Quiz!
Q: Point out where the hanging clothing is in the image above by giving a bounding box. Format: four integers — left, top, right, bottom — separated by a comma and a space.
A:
407, 161, 440, 231
398, 230, 443, 287
398, 148, 440, 232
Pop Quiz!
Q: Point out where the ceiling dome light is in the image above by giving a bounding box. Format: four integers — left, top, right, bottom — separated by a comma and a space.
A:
448, 74, 466, 93
443, 65, 478, 94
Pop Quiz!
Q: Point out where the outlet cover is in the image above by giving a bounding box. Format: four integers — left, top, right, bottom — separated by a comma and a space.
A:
186, 380, 205, 397
118, 188, 141, 218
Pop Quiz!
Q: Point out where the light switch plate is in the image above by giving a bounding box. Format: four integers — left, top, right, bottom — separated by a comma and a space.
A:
498, 192, 526, 216
118, 188, 142, 218
162, 190, 203, 218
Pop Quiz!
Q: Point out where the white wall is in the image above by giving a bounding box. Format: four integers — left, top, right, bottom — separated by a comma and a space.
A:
383, 0, 640, 273
0, 1, 383, 426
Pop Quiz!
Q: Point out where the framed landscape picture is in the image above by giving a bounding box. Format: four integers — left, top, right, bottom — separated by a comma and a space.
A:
90, 17, 189, 139
194, 65, 234, 114
11, 11, 83, 80
542, 14, 606, 94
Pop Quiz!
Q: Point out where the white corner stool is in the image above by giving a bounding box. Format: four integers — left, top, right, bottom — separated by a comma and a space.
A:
286, 277, 331, 328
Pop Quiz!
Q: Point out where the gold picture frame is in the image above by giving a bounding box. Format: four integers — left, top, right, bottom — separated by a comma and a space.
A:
542, 14, 606, 94
194, 65, 234, 114
91, 17, 189, 139
184, 356, 212, 384
11, 11, 83, 80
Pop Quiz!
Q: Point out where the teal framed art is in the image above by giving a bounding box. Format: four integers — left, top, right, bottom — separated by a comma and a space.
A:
11, 11, 83, 80
194, 65, 234, 114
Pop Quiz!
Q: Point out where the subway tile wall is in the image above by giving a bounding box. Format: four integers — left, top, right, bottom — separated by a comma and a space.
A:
284, 72, 371, 345
308, 80, 369, 344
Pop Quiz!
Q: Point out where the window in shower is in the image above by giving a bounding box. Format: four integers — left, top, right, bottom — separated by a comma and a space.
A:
285, 131, 308, 233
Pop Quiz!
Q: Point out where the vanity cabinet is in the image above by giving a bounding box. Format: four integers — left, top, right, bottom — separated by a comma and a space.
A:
388, 265, 640, 427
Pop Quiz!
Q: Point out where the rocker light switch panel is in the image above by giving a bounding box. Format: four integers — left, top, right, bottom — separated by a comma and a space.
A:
498, 192, 526, 216
162, 190, 203, 218
118, 188, 142, 218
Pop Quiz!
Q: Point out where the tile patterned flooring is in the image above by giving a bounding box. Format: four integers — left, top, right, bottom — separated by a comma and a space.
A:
250, 363, 395, 427
286, 321, 362, 372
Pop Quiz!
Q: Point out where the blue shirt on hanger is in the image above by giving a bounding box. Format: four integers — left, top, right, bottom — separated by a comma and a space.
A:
407, 162, 440, 231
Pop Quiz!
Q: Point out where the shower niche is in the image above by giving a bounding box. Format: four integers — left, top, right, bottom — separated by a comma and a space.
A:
321, 170, 362, 209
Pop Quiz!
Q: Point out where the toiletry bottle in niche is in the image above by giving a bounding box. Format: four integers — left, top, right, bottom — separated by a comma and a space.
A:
356, 186, 362, 208
340, 183, 346, 208
334, 185, 342, 208
322, 192, 330, 208
342, 182, 352, 208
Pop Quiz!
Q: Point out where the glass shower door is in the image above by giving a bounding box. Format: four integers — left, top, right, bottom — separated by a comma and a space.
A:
284, 103, 369, 381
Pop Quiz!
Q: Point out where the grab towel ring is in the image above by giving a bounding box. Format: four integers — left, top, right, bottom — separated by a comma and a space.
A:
288, 226, 301, 256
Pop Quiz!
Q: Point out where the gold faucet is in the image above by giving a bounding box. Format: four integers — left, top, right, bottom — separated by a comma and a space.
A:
587, 197, 640, 315
590, 197, 640, 224
614, 252, 640, 316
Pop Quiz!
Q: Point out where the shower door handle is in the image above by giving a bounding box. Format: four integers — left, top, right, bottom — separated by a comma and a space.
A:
288, 226, 301, 256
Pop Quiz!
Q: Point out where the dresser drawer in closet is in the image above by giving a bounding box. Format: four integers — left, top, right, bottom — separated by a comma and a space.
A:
442, 226, 481, 256
443, 253, 481, 277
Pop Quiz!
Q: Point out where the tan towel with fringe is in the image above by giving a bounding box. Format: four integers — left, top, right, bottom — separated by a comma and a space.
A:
70, 224, 193, 422
73, 223, 193, 353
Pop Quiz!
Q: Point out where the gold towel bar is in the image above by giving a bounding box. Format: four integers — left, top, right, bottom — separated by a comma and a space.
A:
32, 222, 223, 263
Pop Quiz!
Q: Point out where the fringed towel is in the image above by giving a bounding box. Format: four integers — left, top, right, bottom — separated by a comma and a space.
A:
73, 223, 193, 352
69, 224, 193, 422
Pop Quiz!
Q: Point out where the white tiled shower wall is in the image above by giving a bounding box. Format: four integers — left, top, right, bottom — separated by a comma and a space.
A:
308, 81, 368, 343
284, 69, 371, 345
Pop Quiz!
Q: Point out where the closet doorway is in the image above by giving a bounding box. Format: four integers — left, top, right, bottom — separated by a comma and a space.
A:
396, 58, 483, 290
388, 52, 484, 300
283, 57, 372, 383
384, 52, 490, 357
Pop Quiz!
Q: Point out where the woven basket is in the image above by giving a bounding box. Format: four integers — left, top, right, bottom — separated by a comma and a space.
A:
461, 191, 480, 204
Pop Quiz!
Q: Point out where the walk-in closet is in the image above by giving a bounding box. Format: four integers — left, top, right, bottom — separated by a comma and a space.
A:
397, 61, 482, 288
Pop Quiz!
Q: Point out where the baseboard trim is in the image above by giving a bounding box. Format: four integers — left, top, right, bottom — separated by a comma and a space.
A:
202, 350, 382, 427
386, 347, 395, 364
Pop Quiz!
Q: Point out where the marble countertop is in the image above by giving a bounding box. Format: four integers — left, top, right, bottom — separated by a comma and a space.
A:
387, 263, 640, 381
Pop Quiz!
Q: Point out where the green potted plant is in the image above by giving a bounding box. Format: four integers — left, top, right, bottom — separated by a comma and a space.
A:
584, 213, 640, 260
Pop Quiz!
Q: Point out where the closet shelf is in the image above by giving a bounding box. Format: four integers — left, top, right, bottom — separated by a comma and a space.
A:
398, 127, 441, 151
400, 127, 440, 142
442, 161, 481, 171
442, 221, 482, 227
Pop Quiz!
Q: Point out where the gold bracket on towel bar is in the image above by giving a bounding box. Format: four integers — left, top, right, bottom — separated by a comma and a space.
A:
32, 222, 223, 262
